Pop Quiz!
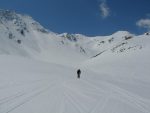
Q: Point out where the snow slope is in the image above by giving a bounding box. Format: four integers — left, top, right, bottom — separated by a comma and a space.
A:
1, 54, 150, 113
1, 50, 150, 113
0, 9, 150, 113
0, 9, 87, 66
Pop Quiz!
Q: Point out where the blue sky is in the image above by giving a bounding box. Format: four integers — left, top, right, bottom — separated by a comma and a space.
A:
0, 0, 150, 36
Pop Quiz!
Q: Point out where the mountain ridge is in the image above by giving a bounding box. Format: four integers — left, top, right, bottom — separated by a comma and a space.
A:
0, 9, 150, 63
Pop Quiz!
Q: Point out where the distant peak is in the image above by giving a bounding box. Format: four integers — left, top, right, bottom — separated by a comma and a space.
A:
112, 31, 130, 35
0, 9, 19, 17
0, 9, 18, 21
111, 31, 135, 37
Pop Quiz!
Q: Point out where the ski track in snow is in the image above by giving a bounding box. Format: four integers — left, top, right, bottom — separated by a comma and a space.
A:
83, 78, 150, 113
0, 71, 150, 113
0, 79, 58, 113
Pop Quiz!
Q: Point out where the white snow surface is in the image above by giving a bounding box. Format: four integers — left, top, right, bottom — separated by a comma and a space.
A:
0, 9, 150, 113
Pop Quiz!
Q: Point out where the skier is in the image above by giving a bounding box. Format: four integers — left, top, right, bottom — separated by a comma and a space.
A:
77, 69, 81, 79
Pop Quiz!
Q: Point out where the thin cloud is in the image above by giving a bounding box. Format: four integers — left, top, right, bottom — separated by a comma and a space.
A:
136, 19, 150, 30
99, 0, 110, 18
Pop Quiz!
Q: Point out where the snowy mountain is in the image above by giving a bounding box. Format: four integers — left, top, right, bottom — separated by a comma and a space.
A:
57, 30, 150, 59
0, 9, 150, 113
0, 9, 88, 66
0, 9, 149, 60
